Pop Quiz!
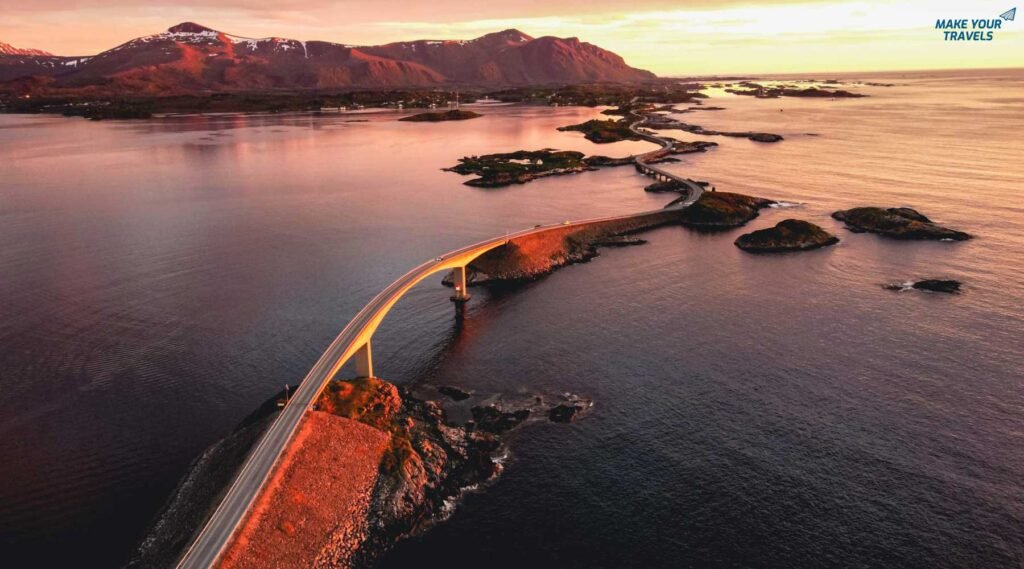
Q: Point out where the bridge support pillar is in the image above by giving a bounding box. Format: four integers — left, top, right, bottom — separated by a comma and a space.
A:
354, 341, 374, 378
450, 266, 471, 303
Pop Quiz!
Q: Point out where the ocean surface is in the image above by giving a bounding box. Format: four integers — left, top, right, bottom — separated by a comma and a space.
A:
1, 68, 1022, 568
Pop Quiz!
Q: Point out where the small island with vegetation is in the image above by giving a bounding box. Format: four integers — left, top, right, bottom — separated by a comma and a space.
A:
557, 118, 638, 143
644, 114, 783, 143
676, 191, 776, 228
445, 149, 592, 187
444, 139, 717, 188
399, 109, 482, 122
724, 82, 866, 99
735, 219, 839, 253
832, 207, 970, 241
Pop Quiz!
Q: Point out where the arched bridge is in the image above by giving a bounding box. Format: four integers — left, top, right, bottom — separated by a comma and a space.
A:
176, 110, 706, 569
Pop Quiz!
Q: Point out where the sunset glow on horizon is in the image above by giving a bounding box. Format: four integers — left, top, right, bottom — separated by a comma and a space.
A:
2, 0, 1022, 74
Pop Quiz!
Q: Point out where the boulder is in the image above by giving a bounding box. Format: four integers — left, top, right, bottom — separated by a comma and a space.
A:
438, 385, 471, 401
914, 279, 961, 293
548, 404, 586, 423
470, 405, 531, 434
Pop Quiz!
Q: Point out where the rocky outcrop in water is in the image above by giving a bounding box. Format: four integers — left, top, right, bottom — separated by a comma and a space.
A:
725, 83, 866, 98
132, 376, 596, 569
399, 110, 481, 122
590, 236, 648, 247
644, 115, 783, 143
832, 207, 970, 240
548, 403, 589, 423
734, 219, 839, 253
438, 385, 472, 401
583, 154, 634, 167
469, 405, 531, 434
677, 191, 776, 228
644, 180, 688, 193
913, 279, 962, 293
353, 383, 598, 566
884, 279, 962, 294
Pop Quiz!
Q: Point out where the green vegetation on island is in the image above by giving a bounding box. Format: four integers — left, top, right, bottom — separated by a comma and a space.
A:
644, 114, 783, 143
724, 82, 866, 99
557, 118, 638, 143
444, 150, 592, 187
677, 191, 776, 228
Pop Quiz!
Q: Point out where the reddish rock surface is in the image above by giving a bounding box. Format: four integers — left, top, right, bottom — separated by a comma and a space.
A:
461, 210, 679, 282
217, 411, 391, 569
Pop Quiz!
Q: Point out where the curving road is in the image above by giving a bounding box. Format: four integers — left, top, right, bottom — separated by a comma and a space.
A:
175, 110, 703, 569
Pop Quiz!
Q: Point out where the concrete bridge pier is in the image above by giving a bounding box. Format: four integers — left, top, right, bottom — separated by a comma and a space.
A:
450, 266, 471, 303
354, 341, 373, 378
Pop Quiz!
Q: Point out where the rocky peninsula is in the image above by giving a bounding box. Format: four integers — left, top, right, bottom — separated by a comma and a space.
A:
832, 207, 971, 240
128, 376, 590, 568
735, 219, 839, 253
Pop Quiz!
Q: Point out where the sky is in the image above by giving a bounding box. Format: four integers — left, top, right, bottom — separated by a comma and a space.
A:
1, 0, 1021, 75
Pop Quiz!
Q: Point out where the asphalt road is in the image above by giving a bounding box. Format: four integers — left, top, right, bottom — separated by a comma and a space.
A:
175, 112, 702, 569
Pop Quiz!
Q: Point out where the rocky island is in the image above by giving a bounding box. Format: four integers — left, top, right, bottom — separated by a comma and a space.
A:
643, 114, 783, 142
676, 191, 776, 228
832, 207, 971, 240
645, 180, 690, 193
399, 110, 482, 122
735, 219, 839, 252
557, 118, 638, 143
445, 141, 716, 188
884, 279, 962, 294
724, 82, 866, 98
444, 150, 593, 187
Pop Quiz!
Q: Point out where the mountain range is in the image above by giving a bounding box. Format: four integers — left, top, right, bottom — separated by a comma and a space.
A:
0, 22, 656, 94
